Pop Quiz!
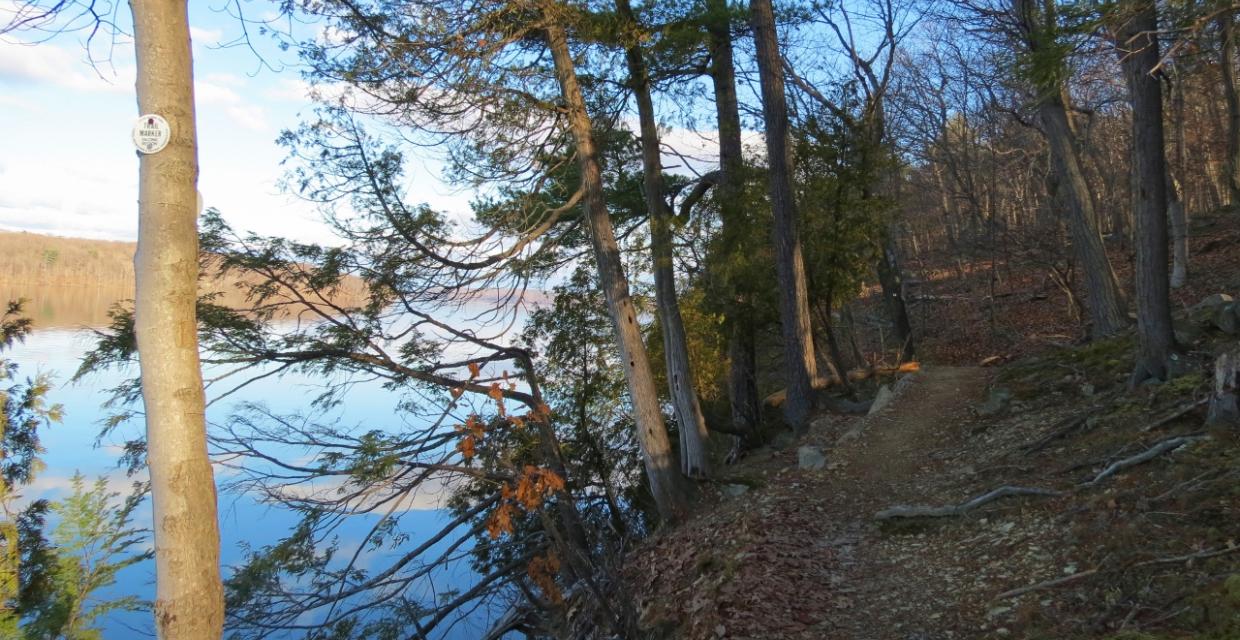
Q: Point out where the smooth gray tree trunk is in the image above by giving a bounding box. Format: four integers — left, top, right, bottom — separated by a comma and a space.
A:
1221, 9, 1240, 205
617, 0, 710, 479
1169, 68, 1189, 289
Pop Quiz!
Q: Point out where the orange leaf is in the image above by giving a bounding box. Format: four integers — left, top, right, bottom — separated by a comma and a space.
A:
456, 435, 476, 461
467, 362, 481, 379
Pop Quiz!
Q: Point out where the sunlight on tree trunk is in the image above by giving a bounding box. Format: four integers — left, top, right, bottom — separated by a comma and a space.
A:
543, 7, 689, 523
130, 0, 225, 636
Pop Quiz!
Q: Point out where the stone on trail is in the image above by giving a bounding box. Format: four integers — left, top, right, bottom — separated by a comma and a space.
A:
798, 445, 826, 471
721, 484, 750, 498
976, 387, 1012, 417
868, 384, 895, 416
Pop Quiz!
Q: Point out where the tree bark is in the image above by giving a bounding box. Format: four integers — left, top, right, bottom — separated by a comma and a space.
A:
543, 14, 689, 523
1014, 0, 1129, 338
876, 231, 915, 362
1207, 347, 1240, 426
130, 0, 225, 637
617, 0, 710, 479
1168, 67, 1189, 289
707, 0, 761, 438
1220, 9, 1240, 206
1117, 1, 1177, 384
1036, 97, 1130, 337
750, 0, 818, 432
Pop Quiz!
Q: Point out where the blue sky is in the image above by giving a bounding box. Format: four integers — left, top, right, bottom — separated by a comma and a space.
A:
0, 0, 484, 244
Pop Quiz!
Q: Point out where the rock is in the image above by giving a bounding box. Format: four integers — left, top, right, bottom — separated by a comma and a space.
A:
1188, 293, 1234, 326
976, 387, 1012, 417
771, 431, 797, 450
1215, 303, 1239, 335
809, 415, 834, 430
868, 384, 895, 415
1079, 382, 1095, 397
797, 446, 826, 471
721, 484, 750, 498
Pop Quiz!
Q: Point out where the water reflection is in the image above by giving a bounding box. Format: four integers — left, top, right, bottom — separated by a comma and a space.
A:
5, 285, 499, 639
0, 282, 134, 330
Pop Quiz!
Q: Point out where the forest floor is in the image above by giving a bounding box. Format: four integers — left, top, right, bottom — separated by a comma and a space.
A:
627, 346, 1240, 638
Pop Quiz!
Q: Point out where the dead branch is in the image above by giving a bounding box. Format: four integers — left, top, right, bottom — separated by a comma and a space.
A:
1131, 545, 1240, 568
875, 485, 1064, 520
1140, 398, 1208, 432
1081, 435, 1208, 487
997, 569, 1099, 599
1023, 414, 1089, 454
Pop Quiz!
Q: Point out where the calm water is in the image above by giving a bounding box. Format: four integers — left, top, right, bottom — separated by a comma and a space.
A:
9, 290, 502, 638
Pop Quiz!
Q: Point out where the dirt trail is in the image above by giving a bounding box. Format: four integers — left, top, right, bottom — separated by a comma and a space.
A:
632, 366, 1018, 640
819, 366, 993, 640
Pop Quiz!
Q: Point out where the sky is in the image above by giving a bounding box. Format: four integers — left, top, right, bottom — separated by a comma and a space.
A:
0, 0, 484, 244
0, 0, 740, 248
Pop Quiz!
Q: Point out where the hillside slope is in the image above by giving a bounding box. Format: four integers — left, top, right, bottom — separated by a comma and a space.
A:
627, 333, 1240, 639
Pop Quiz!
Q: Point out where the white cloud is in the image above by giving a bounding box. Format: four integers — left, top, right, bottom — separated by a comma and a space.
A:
190, 26, 224, 46
196, 74, 271, 132
0, 39, 134, 93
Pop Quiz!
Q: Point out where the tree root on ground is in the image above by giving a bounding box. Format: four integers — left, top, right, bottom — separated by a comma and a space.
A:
876, 434, 1209, 520
1081, 434, 1208, 486
874, 486, 1064, 520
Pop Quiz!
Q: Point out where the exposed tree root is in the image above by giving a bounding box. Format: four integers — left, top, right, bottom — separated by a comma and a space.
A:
1130, 544, 1240, 568
874, 486, 1064, 520
1140, 398, 1209, 432
997, 569, 1099, 599
878, 435, 1208, 521
1081, 435, 1208, 486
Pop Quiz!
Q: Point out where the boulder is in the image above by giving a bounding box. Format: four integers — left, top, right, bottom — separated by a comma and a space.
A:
720, 484, 750, 498
1215, 303, 1239, 335
797, 445, 826, 471
1188, 293, 1235, 326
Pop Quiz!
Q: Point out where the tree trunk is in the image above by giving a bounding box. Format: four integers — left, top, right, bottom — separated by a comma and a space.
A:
1168, 174, 1188, 289
617, 0, 710, 479
1207, 347, 1240, 426
707, 0, 761, 438
750, 0, 818, 432
876, 230, 915, 362
1036, 97, 1130, 337
1169, 68, 1189, 289
130, 1, 225, 637
543, 15, 689, 523
1117, 2, 1177, 384
1220, 9, 1240, 205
